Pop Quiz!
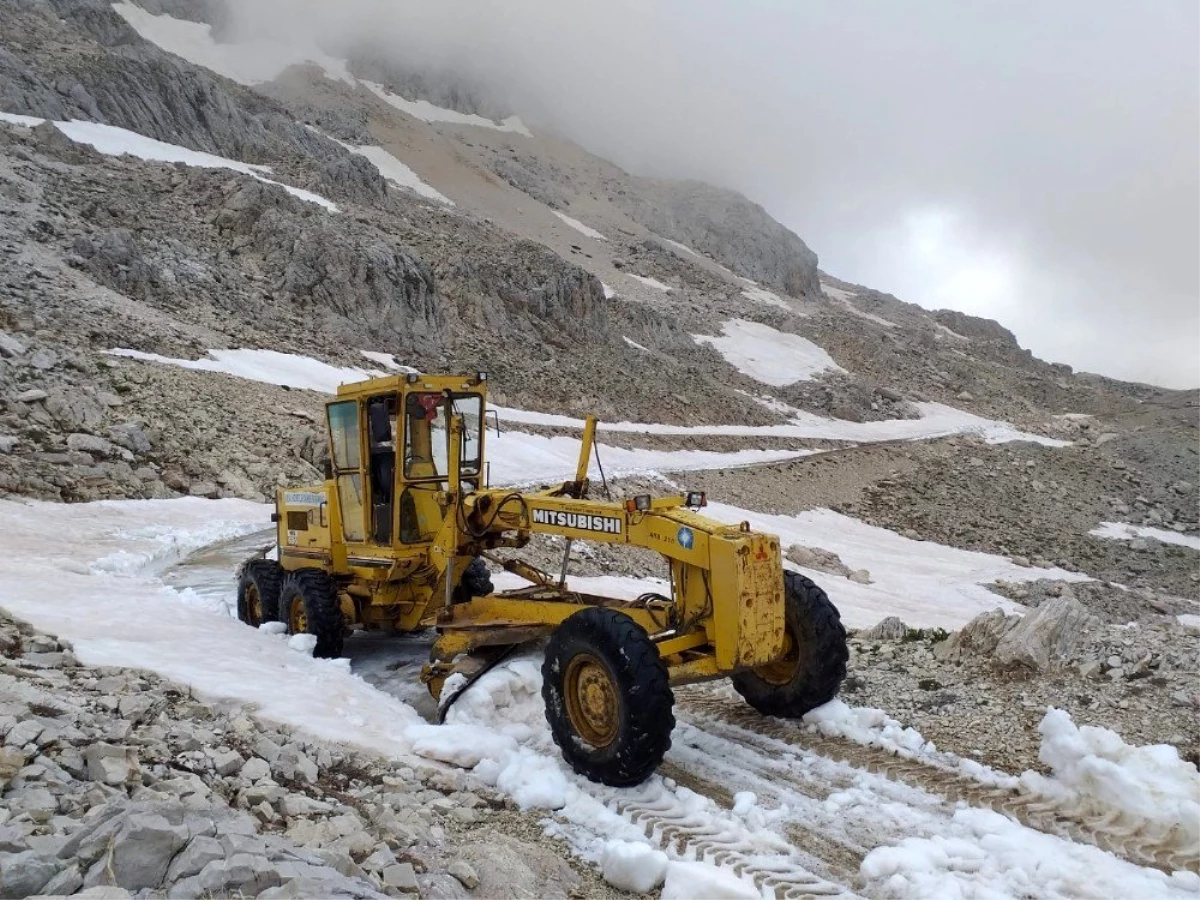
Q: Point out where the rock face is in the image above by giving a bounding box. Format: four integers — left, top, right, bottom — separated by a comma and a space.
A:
614, 178, 821, 297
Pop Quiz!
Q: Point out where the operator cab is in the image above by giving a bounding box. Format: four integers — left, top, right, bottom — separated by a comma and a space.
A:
324, 373, 488, 549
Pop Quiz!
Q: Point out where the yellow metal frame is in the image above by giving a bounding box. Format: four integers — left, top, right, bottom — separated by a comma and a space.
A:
269, 372, 789, 691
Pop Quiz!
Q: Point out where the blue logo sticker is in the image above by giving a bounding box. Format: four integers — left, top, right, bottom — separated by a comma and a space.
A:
677, 526, 695, 550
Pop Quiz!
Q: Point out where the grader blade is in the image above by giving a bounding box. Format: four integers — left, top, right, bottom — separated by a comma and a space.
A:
430, 642, 532, 723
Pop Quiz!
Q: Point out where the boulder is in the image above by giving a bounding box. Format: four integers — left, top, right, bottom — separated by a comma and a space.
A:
860, 616, 907, 640
0, 850, 60, 898
993, 595, 1100, 671
85, 744, 141, 787
933, 609, 1015, 662
82, 812, 187, 891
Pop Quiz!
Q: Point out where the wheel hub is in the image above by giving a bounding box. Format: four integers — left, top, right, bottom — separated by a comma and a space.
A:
289, 597, 307, 635
756, 627, 799, 685
564, 653, 619, 748
246, 584, 262, 626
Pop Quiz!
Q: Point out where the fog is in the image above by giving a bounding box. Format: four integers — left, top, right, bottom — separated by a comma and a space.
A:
229, 1, 1199, 388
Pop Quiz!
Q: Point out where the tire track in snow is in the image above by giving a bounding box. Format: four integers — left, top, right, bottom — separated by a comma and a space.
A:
676, 691, 1199, 874
612, 782, 859, 900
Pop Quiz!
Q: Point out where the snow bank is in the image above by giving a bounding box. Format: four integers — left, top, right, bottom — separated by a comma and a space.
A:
628, 274, 673, 292
1089, 522, 1200, 552
705, 502, 1089, 630
113, 2, 355, 85
860, 806, 1198, 899
0, 113, 337, 211
552, 211, 607, 241
0, 498, 425, 758
660, 861, 760, 900
600, 840, 668, 893
691, 319, 844, 386
104, 347, 375, 393
362, 81, 532, 137
342, 143, 453, 205
1020, 709, 1200, 851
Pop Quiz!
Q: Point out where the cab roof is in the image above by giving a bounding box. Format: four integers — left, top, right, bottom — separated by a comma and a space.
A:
333, 373, 488, 400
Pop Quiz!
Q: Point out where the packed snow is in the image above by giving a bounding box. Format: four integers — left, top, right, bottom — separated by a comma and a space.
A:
599, 840, 668, 893
1178, 614, 1200, 629
112, 3, 355, 85
1089, 521, 1200, 552
628, 274, 673, 292
552, 211, 607, 241
601, 282, 617, 299
361, 81, 532, 137
622, 336, 650, 352
0, 498, 425, 758
0, 113, 337, 211
338, 142, 453, 205
660, 861, 759, 900
1019, 708, 1200, 851
692, 319, 845, 386
860, 805, 1196, 900
661, 237, 703, 258
821, 283, 900, 328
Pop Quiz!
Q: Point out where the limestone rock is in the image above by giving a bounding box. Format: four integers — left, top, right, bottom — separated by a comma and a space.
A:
85, 744, 141, 787
993, 595, 1101, 671
861, 616, 908, 641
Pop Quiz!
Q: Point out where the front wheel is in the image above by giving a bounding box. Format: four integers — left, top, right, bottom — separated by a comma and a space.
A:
280, 569, 344, 659
542, 607, 674, 787
731, 572, 848, 718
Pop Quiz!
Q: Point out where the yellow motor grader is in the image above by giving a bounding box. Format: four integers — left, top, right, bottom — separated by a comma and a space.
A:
237, 371, 847, 786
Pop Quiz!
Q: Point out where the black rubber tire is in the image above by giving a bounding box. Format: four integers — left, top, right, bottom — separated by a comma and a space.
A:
542, 607, 674, 787
731, 572, 848, 718
236, 559, 283, 626
453, 557, 495, 604
279, 569, 344, 659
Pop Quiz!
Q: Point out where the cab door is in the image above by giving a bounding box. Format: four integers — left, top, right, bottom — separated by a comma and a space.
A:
326, 400, 367, 544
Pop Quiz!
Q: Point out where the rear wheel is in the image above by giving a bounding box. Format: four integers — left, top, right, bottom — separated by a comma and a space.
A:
542, 607, 674, 787
280, 569, 344, 659
731, 572, 848, 718
237, 560, 282, 627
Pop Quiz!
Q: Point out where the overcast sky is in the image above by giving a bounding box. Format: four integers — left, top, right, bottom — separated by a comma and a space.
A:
233, 1, 1199, 388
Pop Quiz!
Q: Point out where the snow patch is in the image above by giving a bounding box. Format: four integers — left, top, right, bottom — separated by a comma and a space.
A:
600, 840, 668, 893
628, 274, 673, 292
552, 211, 607, 241
104, 348, 375, 393
740, 285, 791, 310
492, 399, 1068, 447
707, 502, 1090, 630
112, 3, 355, 85
362, 81, 532, 137
623, 337, 650, 352
0, 113, 337, 211
692, 319, 843, 386
359, 351, 417, 373
1178, 614, 1200, 629
601, 282, 616, 299
288, 633, 318, 655
341, 143, 453, 205
1089, 522, 1200, 551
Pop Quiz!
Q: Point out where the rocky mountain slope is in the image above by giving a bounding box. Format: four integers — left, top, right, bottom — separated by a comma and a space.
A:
0, 3, 1197, 897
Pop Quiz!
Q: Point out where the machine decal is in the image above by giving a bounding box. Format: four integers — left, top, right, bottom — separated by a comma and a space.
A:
531, 508, 623, 535
283, 491, 325, 507
677, 526, 695, 550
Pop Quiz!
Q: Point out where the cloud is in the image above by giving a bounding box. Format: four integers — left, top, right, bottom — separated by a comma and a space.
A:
224, 0, 1199, 388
